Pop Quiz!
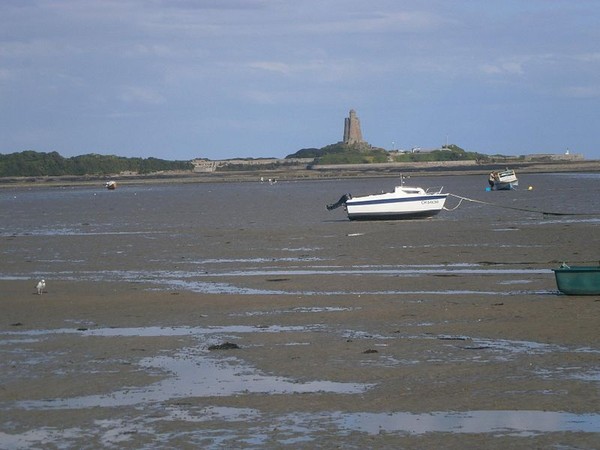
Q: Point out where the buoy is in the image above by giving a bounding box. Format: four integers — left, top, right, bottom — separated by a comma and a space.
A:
485, 187, 491, 192
528, 186, 533, 190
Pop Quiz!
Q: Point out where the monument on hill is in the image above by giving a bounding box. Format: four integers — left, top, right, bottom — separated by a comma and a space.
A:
343, 109, 363, 145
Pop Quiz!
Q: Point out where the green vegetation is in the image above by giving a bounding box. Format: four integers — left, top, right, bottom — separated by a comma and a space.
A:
0, 151, 193, 177
0, 144, 516, 179
286, 147, 322, 158
287, 142, 389, 165
392, 145, 487, 163
286, 143, 487, 165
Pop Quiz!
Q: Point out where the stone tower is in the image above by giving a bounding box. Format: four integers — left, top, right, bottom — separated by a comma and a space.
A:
343, 109, 363, 144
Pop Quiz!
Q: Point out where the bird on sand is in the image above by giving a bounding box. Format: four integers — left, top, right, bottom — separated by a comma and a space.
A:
36, 279, 46, 295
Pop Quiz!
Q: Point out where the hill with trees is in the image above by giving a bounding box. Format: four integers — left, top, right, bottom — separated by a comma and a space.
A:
391, 145, 488, 162
286, 142, 390, 165
0, 151, 193, 177
286, 143, 487, 165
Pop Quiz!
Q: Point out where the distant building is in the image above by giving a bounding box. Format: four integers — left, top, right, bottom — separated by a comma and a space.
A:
191, 157, 313, 173
525, 153, 585, 161
343, 109, 364, 145
191, 159, 218, 172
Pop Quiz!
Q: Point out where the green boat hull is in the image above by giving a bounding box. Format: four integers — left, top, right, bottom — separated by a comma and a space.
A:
553, 266, 600, 295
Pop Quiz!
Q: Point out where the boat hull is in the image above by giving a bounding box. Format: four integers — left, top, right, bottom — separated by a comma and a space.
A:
552, 266, 600, 295
489, 170, 518, 190
493, 180, 518, 190
346, 194, 448, 221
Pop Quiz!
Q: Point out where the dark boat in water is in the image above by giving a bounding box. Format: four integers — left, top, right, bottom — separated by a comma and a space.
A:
553, 263, 600, 295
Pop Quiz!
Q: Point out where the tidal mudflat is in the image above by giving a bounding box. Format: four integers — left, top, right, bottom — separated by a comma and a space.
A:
1, 173, 599, 448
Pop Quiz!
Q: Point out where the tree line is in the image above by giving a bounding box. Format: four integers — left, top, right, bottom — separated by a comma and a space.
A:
0, 151, 193, 177
287, 143, 488, 165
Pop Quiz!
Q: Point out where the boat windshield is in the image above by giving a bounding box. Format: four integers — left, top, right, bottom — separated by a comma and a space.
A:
425, 186, 444, 194
395, 187, 424, 195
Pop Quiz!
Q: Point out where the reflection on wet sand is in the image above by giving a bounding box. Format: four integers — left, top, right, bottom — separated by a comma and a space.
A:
2, 322, 598, 446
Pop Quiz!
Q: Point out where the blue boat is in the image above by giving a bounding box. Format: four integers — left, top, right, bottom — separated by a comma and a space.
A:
553, 263, 600, 295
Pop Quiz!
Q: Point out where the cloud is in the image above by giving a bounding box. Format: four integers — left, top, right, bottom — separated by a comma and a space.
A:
560, 85, 600, 99
119, 86, 166, 105
0, 39, 66, 59
247, 61, 292, 75
569, 52, 600, 63
240, 90, 280, 105
295, 8, 451, 35
1, 0, 599, 159
246, 59, 358, 80
153, 0, 269, 11
480, 61, 524, 76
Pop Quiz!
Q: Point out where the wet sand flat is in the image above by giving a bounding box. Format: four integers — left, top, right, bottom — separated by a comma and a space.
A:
1, 174, 599, 448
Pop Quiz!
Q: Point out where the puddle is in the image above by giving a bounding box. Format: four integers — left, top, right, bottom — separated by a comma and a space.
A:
161, 405, 262, 424
0, 429, 84, 449
6, 269, 554, 296
4, 324, 369, 412
183, 256, 324, 264
231, 306, 360, 317
3, 262, 554, 296
2, 324, 599, 447
188, 267, 552, 277
535, 368, 600, 382
1, 324, 316, 339
498, 279, 532, 285
5, 325, 596, 414
330, 410, 600, 436
396, 243, 545, 249
149, 279, 291, 295
450, 337, 567, 356
534, 217, 600, 225
4, 229, 166, 237
1, 408, 597, 448
83, 324, 311, 337
149, 408, 600, 438
13, 347, 371, 411
426, 334, 600, 362
151, 277, 553, 297
357, 332, 600, 367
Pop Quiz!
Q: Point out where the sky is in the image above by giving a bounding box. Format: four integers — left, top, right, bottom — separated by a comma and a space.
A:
1, 0, 599, 161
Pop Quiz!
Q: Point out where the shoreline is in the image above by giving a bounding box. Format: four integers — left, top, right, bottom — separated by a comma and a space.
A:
1, 159, 599, 188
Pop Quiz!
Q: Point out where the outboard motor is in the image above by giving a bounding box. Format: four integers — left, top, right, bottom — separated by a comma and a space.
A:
327, 194, 351, 211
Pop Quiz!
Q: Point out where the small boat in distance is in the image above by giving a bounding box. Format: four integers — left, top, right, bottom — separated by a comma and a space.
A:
552, 263, 600, 295
327, 180, 448, 221
488, 169, 518, 190
105, 180, 117, 190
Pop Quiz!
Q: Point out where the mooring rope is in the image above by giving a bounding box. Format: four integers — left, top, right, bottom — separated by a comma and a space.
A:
444, 193, 598, 217
443, 196, 465, 211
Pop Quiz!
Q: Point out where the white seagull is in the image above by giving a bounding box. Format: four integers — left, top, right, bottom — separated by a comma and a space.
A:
36, 279, 46, 295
